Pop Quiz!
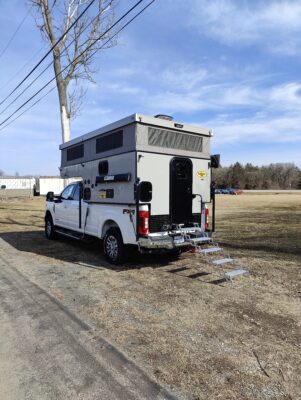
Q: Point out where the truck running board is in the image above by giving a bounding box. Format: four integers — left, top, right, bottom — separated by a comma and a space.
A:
182, 232, 248, 283
55, 228, 83, 241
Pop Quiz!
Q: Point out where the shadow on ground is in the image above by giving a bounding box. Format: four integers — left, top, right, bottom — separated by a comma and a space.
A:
0, 230, 180, 271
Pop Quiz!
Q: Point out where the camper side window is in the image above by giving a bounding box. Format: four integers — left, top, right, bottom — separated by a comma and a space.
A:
67, 144, 84, 161
96, 130, 123, 153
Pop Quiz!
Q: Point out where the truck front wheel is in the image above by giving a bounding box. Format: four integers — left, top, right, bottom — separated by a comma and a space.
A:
103, 228, 126, 265
45, 215, 56, 240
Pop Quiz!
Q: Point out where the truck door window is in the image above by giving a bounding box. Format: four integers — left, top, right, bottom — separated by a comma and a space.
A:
60, 184, 75, 200
72, 184, 80, 201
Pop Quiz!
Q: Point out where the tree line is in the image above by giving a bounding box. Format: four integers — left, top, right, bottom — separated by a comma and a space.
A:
1, 162, 300, 190
212, 162, 301, 190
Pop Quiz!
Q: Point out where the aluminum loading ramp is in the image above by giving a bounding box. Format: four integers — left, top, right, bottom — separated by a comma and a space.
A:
182, 232, 248, 283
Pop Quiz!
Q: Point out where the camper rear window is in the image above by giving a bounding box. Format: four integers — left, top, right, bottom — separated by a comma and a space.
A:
67, 144, 84, 161
96, 130, 123, 153
148, 128, 203, 153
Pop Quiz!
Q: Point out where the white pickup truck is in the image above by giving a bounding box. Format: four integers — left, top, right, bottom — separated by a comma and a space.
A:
44, 179, 209, 264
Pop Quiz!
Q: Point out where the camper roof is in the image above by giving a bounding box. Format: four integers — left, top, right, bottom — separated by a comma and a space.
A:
60, 113, 211, 150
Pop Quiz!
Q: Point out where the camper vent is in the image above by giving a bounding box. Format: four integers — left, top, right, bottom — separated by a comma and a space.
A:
67, 143, 84, 161
154, 114, 173, 121
148, 128, 203, 153
96, 130, 123, 154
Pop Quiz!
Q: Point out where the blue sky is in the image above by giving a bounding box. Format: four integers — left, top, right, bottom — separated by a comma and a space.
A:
0, 0, 300, 175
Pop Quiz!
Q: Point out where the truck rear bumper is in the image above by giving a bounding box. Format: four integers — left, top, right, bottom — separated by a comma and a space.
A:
138, 227, 204, 250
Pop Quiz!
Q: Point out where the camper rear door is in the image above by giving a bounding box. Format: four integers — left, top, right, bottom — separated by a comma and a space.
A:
137, 152, 210, 218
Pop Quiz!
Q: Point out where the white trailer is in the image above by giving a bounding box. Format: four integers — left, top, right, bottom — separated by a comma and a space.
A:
0, 177, 35, 189
45, 114, 220, 264
0, 177, 35, 197
36, 177, 78, 196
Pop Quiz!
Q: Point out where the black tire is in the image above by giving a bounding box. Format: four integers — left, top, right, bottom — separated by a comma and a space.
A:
103, 228, 126, 265
45, 214, 56, 240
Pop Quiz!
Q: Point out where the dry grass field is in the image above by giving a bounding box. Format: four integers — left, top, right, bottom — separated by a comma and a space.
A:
0, 193, 300, 399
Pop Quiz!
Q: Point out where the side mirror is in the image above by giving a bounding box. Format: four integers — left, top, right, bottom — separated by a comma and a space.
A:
139, 181, 152, 202
211, 154, 220, 169
46, 191, 54, 202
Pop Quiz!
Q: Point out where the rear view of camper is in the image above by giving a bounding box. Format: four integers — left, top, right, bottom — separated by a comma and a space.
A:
46, 114, 216, 264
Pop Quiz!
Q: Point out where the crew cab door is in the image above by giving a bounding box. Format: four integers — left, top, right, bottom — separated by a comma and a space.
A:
55, 183, 77, 229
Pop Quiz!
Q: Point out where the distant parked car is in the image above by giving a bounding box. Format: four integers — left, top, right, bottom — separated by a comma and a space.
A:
214, 188, 243, 195
228, 188, 243, 195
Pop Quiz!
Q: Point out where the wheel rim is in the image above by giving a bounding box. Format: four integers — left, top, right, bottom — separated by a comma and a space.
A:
105, 235, 118, 260
46, 220, 52, 237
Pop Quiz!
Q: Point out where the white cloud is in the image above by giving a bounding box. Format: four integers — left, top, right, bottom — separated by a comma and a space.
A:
189, 0, 301, 54
203, 112, 301, 146
99, 82, 143, 95
269, 83, 301, 108
162, 65, 208, 90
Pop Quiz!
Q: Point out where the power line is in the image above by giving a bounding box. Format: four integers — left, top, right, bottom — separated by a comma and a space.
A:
0, 0, 155, 132
0, 5, 32, 60
0, 0, 146, 127
0, 0, 113, 96
0, 59, 53, 116
0, 44, 46, 92
0, 1, 114, 115
0, 0, 96, 107
0, 86, 56, 132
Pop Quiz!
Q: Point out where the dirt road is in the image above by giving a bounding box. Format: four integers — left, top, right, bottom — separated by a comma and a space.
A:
0, 251, 176, 400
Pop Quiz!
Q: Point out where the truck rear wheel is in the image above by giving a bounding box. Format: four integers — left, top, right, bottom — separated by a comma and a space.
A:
45, 215, 56, 240
103, 228, 126, 265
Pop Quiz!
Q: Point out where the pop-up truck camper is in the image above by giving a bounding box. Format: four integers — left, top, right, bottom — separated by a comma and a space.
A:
45, 113, 220, 264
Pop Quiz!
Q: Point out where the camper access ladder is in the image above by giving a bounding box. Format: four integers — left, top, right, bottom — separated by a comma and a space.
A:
181, 230, 248, 282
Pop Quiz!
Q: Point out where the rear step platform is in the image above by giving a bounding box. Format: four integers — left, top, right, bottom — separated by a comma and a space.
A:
213, 257, 233, 265
200, 247, 221, 254
225, 269, 247, 279
182, 231, 248, 283
188, 236, 212, 244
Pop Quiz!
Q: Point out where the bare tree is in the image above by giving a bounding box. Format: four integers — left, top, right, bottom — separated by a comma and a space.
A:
0, 169, 4, 176
30, 0, 117, 143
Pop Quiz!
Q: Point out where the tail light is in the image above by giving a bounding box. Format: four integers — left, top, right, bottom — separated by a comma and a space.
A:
139, 205, 149, 236
205, 206, 209, 230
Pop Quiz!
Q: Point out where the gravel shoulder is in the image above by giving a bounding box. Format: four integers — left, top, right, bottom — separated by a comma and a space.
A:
0, 251, 177, 400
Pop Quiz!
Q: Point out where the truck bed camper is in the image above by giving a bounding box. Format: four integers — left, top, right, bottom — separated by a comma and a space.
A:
45, 113, 219, 264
